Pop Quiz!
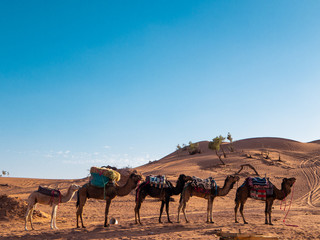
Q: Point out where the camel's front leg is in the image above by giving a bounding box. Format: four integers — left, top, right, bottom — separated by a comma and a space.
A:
206, 198, 210, 223
209, 197, 214, 223
165, 197, 172, 223
177, 200, 183, 223
234, 201, 240, 223
50, 205, 55, 229
264, 201, 269, 224
267, 201, 273, 225
159, 201, 165, 223
24, 204, 33, 231
76, 194, 87, 228
240, 202, 248, 224
53, 205, 58, 229
29, 205, 37, 230
104, 198, 112, 227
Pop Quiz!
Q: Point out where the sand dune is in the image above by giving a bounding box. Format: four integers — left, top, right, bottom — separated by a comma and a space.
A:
1, 137, 320, 239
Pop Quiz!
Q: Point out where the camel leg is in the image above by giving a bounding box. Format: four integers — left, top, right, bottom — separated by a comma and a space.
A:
234, 201, 240, 223
177, 198, 183, 223
240, 202, 248, 224
29, 204, 37, 230
206, 198, 210, 223
104, 198, 111, 227
50, 205, 55, 229
268, 201, 274, 225
53, 205, 58, 229
180, 189, 191, 223
76, 193, 87, 228
265, 201, 269, 224
165, 197, 172, 223
134, 191, 146, 225
24, 204, 33, 231
209, 196, 214, 223
159, 201, 165, 223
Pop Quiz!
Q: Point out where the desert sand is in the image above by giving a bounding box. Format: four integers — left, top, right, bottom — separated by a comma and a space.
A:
1, 137, 320, 239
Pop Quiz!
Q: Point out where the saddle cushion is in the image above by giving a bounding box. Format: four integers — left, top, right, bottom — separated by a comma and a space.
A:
191, 176, 217, 190
90, 167, 121, 182
146, 175, 168, 189
37, 186, 61, 197
247, 177, 273, 200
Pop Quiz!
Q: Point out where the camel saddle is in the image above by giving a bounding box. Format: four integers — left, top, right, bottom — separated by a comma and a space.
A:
246, 177, 273, 200
191, 176, 217, 190
37, 186, 61, 197
146, 175, 169, 189
90, 172, 110, 188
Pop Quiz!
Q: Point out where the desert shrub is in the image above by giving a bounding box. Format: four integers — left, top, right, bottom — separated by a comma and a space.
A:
188, 141, 201, 155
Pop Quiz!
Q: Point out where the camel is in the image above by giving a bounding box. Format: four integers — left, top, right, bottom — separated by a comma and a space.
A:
135, 174, 192, 224
178, 175, 240, 223
234, 177, 296, 225
25, 184, 80, 230
76, 172, 142, 228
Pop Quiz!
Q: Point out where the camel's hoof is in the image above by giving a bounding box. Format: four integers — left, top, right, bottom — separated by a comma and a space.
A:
104, 224, 110, 227
244, 222, 248, 224
235, 221, 239, 223
269, 223, 273, 226
168, 221, 173, 224
186, 220, 189, 223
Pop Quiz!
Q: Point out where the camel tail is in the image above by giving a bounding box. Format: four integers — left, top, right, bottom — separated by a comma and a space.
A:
76, 190, 79, 207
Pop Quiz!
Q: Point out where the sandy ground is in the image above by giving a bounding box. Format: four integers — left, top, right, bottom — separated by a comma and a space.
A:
1, 137, 320, 239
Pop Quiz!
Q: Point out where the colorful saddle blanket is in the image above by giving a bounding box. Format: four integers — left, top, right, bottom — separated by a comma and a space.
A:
146, 175, 168, 189
37, 186, 61, 197
246, 177, 273, 200
191, 176, 217, 190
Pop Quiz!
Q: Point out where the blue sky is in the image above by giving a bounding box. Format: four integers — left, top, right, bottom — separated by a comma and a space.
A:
1, 1, 320, 179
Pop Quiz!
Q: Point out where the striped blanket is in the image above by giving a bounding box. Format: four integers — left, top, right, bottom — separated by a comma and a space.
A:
247, 177, 273, 200
146, 175, 169, 189
190, 176, 217, 195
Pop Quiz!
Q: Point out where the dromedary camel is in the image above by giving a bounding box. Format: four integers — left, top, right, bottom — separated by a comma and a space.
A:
25, 184, 80, 230
234, 177, 296, 225
178, 175, 240, 223
76, 172, 142, 228
135, 174, 192, 224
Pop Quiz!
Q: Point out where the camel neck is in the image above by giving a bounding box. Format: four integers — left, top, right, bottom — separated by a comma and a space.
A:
217, 179, 235, 196
172, 179, 185, 195
274, 185, 291, 200
61, 187, 76, 203
116, 179, 136, 196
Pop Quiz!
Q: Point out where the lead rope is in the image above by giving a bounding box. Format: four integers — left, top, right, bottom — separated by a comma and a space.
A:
282, 183, 298, 227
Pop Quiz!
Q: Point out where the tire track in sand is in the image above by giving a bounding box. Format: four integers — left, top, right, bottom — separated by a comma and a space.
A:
297, 156, 320, 207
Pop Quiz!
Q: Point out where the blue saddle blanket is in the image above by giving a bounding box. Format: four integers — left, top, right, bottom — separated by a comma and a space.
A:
90, 172, 110, 188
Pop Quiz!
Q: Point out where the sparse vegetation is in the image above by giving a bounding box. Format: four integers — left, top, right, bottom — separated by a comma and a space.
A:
227, 132, 234, 152
208, 135, 226, 165
0, 170, 9, 177
187, 141, 201, 155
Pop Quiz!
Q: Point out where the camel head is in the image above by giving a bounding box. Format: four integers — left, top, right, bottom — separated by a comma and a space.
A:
129, 172, 142, 184
178, 174, 193, 183
225, 175, 240, 189
70, 184, 81, 191
282, 177, 296, 188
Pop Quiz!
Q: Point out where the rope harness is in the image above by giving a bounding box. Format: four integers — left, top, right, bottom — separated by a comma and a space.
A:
280, 183, 298, 227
